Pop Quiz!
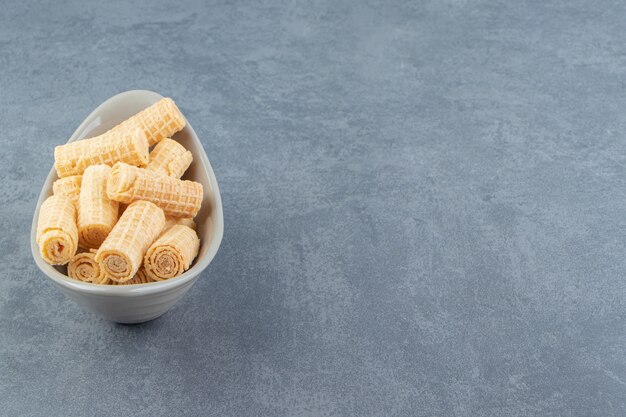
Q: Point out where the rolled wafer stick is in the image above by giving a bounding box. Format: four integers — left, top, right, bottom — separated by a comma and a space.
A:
54, 128, 149, 178
113, 267, 154, 285
108, 98, 185, 146
95, 200, 165, 282
68, 250, 109, 284
78, 165, 119, 249
36, 195, 78, 265
52, 175, 82, 206
144, 225, 200, 281
107, 162, 203, 218
146, 138, 193, 178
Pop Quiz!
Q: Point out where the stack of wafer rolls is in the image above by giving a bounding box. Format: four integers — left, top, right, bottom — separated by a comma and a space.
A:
36, 97, 207, 285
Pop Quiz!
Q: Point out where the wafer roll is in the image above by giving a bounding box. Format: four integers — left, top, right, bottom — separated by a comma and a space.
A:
52, 175, 82, 206
146, 138, 193, 178
107, 162, 203, 218
108, 98, 185, 146
54, 128, 149, 177
36, 195, 78, 265
95, 200, 165, 282
144, 225, 200, 281
78, 165, 119, 249
113, 267, 154, 285
68, 250, 109, 284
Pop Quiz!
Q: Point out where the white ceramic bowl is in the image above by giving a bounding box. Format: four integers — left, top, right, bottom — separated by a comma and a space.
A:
30, 90, 224, 324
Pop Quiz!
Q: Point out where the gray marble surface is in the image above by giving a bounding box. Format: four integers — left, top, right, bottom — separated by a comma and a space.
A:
1, 0, 625, 416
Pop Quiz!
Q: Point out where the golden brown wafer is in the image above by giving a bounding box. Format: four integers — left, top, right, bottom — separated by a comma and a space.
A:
107, 162, 203, 218
78, 165, 119, 249
146, 138, 193, 179
36, 195, 78, 265
144, 225, 200, 281
54, 128, 149, 178
95, 200, 165, 282
108, 98, 185, 146
68, 250, 109, 284
52, 175, 82, 206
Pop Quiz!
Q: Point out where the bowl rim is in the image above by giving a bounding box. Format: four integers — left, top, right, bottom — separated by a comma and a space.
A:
30, 90, 224, 297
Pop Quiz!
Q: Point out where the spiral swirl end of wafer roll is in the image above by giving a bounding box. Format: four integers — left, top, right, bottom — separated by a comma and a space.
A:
144, 225, 200, 281
52, 175, 82, 206
38, 230, 77, 265
147, 138, 193, 178
106, 162, 137, 203
97, 250, 133, 283
95, 200, 165, 282
36, 195, 78, 265
68, 251, 109, 284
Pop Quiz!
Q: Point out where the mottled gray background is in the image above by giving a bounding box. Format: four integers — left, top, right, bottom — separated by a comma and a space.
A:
1, 0, 625, 416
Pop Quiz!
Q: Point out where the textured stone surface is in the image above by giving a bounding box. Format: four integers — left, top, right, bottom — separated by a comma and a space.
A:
1, 0, 626, 415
